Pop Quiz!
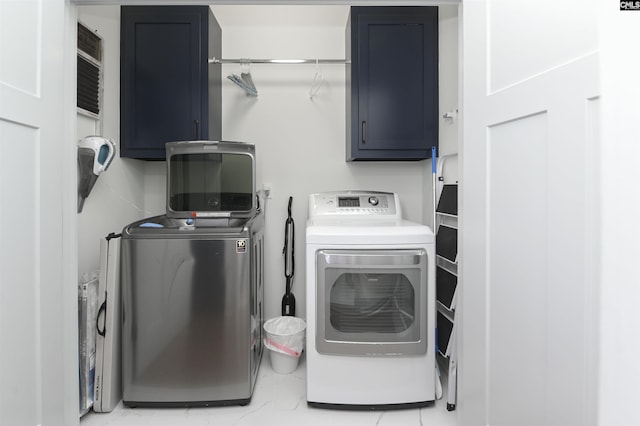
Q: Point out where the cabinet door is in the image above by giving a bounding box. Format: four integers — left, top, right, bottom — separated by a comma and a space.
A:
347, 7, 438, 161
120, 6, 211, 160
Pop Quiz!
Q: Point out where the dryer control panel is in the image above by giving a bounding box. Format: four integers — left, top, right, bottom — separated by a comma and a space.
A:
308, 191, 401, 218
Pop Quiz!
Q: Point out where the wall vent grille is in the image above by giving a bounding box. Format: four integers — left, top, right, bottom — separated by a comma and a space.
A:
77, 22, 103, 118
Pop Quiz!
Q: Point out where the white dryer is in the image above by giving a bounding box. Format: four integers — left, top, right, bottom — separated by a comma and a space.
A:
305, 191, 435, 409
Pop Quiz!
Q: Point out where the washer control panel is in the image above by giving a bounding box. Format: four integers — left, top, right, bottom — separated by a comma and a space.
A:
309, 191, 400, 218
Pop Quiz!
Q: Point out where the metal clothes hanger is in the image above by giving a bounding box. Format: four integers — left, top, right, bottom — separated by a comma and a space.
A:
309, 59, 325, 99
240, 59, 257, 94
227, 59, 258, 96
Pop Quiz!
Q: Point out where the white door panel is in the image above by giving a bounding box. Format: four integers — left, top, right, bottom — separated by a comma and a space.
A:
0, 123, 40, 424
0, 1, 77, 425
0, 1, 40, 96
460, 1, 599, 425
487, 1, 597, 93
598, 6, 640, 425
487, 112, 548, 425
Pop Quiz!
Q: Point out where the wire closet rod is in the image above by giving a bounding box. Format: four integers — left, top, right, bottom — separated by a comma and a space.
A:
208, 57, 349, 65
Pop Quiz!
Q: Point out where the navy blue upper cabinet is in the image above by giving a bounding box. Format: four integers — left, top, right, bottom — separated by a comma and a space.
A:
346, 7, 438, 161
120, 6, 221, 160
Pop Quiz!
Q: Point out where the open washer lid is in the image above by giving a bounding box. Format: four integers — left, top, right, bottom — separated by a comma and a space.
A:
165, 141, 256, 219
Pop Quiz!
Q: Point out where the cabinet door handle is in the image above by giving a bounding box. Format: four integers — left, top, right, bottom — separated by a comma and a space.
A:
361, 121, 366, 144
193, 119, 199, 140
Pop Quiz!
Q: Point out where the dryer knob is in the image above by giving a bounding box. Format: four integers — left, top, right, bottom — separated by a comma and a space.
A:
368, 196, 379, 206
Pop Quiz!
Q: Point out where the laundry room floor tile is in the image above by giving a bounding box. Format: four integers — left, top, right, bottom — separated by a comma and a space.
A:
80, 356, 457, 426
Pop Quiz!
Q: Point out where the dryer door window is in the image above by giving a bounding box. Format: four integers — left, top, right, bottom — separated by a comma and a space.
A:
329, 272, 415, 334
316, 249, 427, 356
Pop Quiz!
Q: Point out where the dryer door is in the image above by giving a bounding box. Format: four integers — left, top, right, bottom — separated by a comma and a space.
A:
315, 249, 427, 356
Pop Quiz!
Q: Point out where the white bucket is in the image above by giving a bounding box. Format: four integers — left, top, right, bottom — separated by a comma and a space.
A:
263, 316, 306, 374
268, 348, 299, 374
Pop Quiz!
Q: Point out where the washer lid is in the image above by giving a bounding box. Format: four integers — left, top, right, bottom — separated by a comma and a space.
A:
165, 141, 256, 219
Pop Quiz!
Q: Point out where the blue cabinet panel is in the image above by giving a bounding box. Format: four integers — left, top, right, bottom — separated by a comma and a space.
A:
347, 7, 438, 161
120, 6, 221, 160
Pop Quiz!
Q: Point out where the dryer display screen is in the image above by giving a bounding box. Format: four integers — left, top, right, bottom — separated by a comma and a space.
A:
338, 197, 360, 207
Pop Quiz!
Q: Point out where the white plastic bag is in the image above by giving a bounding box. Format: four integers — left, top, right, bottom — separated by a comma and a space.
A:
263, 316, 306, 358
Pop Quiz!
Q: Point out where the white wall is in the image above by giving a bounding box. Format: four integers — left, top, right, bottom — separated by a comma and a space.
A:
437, 6, 459, 159
77, 6, 146, 280
77, 5, 459, 323
423, 4, 459, 226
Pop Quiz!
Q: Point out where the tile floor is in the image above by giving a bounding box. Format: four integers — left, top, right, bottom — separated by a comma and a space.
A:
81, 355, 457, 426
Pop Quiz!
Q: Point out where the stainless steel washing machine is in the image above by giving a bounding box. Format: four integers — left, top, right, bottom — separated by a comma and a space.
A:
121, 141, 264, 407
306, 191, 435, 409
